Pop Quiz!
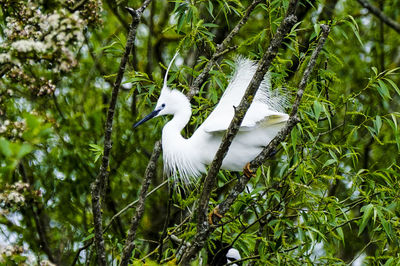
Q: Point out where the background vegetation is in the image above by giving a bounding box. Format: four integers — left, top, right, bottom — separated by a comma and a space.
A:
0, 0, 400, 265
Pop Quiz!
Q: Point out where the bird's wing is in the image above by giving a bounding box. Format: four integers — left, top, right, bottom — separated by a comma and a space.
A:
200, 57, 287, 133
203, 106, 288, 133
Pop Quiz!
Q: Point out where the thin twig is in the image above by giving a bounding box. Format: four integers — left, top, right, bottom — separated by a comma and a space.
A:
71, 0, 87, 11
71, 240, 93, 266
120, 141, 161, 265
186, 0, 263, 100
214, 45, 239, 58
90, 2, 150, 265
104, 179, 167, 233
0, 64, 12, 78
347, 239, 379, 265
139, 215, 192, 262
225, 255, 261, 265
157, 183, 173, 262
179, 1, 299, 264
357, 0, 400, 34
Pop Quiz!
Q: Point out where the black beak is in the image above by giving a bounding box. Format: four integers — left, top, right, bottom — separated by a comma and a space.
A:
133, 109, 161, 128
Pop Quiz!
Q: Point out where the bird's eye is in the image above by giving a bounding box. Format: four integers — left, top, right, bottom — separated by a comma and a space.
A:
161, 103, 166, 108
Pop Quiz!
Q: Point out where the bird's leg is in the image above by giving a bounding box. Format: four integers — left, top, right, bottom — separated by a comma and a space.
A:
243, 162, 255, 178
208, 205, 223, 225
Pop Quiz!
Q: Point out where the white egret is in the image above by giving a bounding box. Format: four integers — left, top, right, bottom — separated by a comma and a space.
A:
206, 240, 241, 265
226, 248, 241, 265
134, 54, 288, 184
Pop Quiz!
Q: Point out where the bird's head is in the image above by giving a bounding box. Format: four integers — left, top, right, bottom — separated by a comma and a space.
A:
133, 52, 187, 128
154, 87, 187, 116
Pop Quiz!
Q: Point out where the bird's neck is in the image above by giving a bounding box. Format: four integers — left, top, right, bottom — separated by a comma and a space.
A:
162, 105, 192, 139
161, 105, 205, 182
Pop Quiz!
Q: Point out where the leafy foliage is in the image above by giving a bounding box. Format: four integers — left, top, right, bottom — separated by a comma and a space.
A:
0, 0, 400, 265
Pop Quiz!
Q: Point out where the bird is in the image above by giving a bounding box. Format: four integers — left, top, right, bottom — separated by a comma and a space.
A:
226, 248, 241, 265
206, 239, 242, 266
133, 54, 289, 184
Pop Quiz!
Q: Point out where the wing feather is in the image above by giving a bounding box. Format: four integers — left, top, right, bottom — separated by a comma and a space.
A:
200, 57, 287, 133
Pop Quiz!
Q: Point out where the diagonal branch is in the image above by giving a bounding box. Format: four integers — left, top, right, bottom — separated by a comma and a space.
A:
357, 0, 400, 34
90, 1, 152, 265
179, 1, 299, 264
217, 24, 331, 226
186, 0, 263, 100
119, 141, 161, 265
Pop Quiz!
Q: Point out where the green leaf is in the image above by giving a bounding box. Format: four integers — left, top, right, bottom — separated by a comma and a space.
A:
328, 149, 338, 162
207, 1, 214, 18
202, 23, 219, 28
89, 144, 104, 163
371, 66, 378, 76
323, 159, 336, 168
313, 101, 322, 121
384, 78, 400, 96
392, 114, 398, 129
346, 15, 363, 47
384, 258, 394, 266
99, 41, 118, 51
374, 115, 382, 135
89, 144, 103, 152
0, 138, 12, 157
359, 204, 374, 235
336, 227, 344, 244
16, 143, 33, 159
376, 208, 393, 240
82, 233, 95, 242
377, 80, 391, 100
291, 127, 298, 151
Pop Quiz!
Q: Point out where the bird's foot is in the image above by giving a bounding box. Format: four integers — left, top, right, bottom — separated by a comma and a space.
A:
243, 162, 255, 178
208, 205, 223, 225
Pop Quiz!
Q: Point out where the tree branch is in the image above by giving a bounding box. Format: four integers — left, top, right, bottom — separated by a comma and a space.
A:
186, 0, 263, 100
357, 0, 400, 34
104, 179, 167, 233
119, 141, 161, 265
90, 2, 151, 265
179, 1, 299, 264
217, 24, 331, 221
18, 163, 58, 263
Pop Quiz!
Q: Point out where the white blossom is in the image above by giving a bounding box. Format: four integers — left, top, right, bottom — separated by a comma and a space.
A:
8, 191, 25, 203
47, 13, 60, 28
0, 53, 11, 63
11, 40, 47, 53
40, 260, 56, 266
